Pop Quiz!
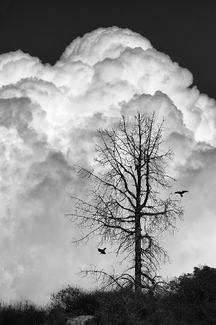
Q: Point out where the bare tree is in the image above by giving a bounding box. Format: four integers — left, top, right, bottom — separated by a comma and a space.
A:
66, 111, 184, 293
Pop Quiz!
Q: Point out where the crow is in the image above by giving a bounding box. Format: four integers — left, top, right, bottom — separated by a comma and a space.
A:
174, 190, 188, 197
98, 248, 106, 254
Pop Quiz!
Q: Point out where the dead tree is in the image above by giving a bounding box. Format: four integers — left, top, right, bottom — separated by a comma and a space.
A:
66, 111, 184, 293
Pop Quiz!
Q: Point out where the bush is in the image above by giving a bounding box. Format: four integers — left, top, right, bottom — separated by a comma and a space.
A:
0, 300, 47, 325
45, 307, 68, 325
86, 287, 152, 325
49, 285, 99, 316
161, 265, 216, 325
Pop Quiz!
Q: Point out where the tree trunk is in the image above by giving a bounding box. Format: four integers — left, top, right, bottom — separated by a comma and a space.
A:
135, 213, 142, 293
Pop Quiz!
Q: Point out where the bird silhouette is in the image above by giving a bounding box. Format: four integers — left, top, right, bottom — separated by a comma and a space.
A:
98, 248, 106, 254
174, 190, 188, 197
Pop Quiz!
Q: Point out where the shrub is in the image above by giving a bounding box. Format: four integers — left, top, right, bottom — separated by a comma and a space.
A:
0, 300, 47, 325
86, 287, 150, 325
49, 285, 99, 316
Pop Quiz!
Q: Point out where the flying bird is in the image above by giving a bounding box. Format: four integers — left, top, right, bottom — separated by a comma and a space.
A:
174, 190, 188, 197
98, 248, 106, 254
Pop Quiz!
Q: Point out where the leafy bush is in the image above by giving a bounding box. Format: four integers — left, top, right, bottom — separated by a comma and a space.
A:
0, 300, 47, 325
162, 265, 216, 325
45, 307, 68, 325
49, 285, 99, 316
85, 287, 152, 325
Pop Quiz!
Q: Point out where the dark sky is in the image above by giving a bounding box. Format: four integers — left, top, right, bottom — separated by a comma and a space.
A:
0, 0, 216, 99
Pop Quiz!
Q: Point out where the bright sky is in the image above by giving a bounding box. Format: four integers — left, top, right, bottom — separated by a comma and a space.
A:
0, 1, 216, 304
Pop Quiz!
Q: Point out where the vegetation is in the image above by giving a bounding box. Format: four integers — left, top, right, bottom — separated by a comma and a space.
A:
50, 285, 99, 316
0, 265, 216, 325
0, 300, 48, 325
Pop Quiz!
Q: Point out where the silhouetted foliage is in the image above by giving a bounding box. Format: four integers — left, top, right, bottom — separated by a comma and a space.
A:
0, 300, 47, 325
163, 265, 216, 324
1, 265, 215, 324
86, 265, 216, 325
50, 285, 99, 316
45, 307, 68, 325
85, 286, 149, 325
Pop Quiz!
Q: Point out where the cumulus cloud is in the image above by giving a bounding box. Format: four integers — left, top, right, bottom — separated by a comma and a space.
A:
0, 26, 216, 303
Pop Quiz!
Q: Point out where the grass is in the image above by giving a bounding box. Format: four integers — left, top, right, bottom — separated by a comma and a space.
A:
0, 299, 68, 325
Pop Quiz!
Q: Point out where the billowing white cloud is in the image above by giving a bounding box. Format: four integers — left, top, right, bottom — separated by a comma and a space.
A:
0, 26, 216, 303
